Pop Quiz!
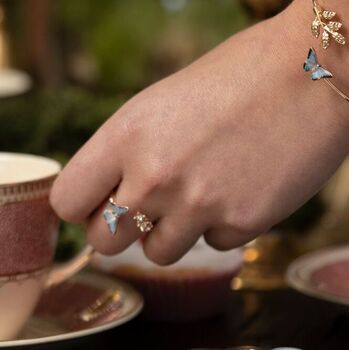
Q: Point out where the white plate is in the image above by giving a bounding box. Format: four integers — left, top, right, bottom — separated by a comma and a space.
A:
0, 272, 143, 347
287, 245, 349, 307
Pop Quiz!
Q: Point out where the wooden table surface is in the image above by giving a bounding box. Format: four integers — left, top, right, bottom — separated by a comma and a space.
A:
23, 288, 349, 350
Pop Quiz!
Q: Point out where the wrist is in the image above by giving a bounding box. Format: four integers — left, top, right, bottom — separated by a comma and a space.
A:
285, 0, 349, 81
275, 0, 349, 131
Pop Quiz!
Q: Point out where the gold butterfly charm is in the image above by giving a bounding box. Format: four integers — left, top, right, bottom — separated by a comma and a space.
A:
311, 0, 346, 49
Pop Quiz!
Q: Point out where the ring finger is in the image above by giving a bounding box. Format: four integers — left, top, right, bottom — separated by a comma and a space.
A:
142, 212, 206, 265
86, 179, 160, 255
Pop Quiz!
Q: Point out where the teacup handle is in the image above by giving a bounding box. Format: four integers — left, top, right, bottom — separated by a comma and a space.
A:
45, 244, 95, 289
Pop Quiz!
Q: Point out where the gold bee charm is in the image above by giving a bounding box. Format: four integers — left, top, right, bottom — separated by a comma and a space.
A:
311, 0, 346, 49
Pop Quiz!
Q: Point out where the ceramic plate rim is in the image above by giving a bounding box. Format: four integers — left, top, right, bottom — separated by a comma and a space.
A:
287, 245, 349, 307
0, 272, 144, 347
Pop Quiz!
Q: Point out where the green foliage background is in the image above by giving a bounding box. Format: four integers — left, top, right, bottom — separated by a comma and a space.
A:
55, 0, 249, 91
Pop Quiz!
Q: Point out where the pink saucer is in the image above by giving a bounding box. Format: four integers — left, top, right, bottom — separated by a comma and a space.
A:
287, 245, 349, 307
311, 259, 349, 299
0, 272, 143, 348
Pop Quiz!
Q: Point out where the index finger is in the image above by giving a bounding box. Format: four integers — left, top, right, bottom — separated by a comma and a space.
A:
50, 117, 124, 223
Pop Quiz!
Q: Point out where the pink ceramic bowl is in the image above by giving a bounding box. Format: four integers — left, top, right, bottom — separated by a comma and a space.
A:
93, 239, 242, 322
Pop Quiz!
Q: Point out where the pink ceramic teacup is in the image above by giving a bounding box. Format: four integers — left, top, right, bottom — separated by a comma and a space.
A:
0, 152, 93, 340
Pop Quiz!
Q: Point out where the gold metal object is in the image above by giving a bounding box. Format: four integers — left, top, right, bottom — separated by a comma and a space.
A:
239, 0, 291, 20
0, 4, 9, 68
78, 290, 123, 322
103, 198, 129, 236
311, 0, 346, 49
0, 4, 32, 97
133, 212, 154, 233
323, 78, 349, 102
231, 232, 306, 291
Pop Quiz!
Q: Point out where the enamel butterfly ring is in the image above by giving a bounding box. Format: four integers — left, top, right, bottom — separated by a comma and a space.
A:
103, 198, 129, 236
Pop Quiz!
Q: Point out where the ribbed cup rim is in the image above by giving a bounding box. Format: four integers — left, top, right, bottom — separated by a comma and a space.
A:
0, 267, 48, 287
0, 153, 61, 205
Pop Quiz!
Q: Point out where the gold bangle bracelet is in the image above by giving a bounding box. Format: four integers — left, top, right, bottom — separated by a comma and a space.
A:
304, 48, 349, 103
323, 79, 349, 102
304, 1, 348, 103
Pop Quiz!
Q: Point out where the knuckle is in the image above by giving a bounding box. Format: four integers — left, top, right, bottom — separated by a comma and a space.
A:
143, 165, 176, 195
96, 244, 118, 256
143, 174, 163, 195
118, 116, 141, 141
184, 185, 209, 212
205, 229, 253, 251
223, 205, 269, 237
143, 247, 175, 266
206, 240, 231, 251
204, 206, 271, 251
87, 228, 121, 256
89, 239, 118, 256
204, 232, 234, 251
143, 237, 177, 266
50, 188, 81, 223
105, 112, 141, 150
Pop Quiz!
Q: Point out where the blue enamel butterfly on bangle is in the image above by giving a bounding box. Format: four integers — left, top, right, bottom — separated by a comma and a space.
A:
303, 48, 333, 80
303, 48, 349, 102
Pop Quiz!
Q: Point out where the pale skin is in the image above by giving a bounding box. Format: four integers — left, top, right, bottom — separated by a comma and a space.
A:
50, 0, 349, 265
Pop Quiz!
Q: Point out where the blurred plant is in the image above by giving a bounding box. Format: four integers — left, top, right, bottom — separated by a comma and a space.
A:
54, 222, 85, 262
239, 0, 291, 20
55, 0, 249, 92
0, 87, 125, 261
0, 87, 125, 155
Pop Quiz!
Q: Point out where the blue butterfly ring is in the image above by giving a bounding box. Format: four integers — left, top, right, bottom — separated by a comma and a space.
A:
103, 198, 129, 236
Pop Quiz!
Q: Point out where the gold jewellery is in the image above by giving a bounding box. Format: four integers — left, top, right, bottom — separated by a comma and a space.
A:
133, 212, 154, 233
102, 195, 154, 235
103, 198, 129, 236
304, 1, 349, 103
311, 0, 346, 49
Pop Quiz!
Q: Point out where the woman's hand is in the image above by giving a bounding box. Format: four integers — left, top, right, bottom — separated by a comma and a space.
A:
50, 0, 349, 265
